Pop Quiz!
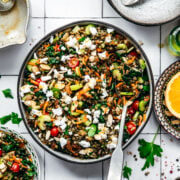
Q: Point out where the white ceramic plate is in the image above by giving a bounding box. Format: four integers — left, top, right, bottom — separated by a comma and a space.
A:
0, 0, 29, 48
108, 0, 180, 25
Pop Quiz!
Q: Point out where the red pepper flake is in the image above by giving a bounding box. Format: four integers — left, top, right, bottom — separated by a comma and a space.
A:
170, 170, 173, 174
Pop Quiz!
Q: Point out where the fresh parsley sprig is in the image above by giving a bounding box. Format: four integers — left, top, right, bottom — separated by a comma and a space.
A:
0, 112, 22, 125
138, 127, 163, 171
2, 88, 14, 99
123, 162, 132, 180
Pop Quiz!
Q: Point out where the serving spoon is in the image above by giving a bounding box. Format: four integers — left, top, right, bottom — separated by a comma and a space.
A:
108, 83, 139, 180
0, 0, 15, 12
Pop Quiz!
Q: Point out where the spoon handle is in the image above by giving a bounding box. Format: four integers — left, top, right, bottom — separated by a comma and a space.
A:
107, 104, 128, 180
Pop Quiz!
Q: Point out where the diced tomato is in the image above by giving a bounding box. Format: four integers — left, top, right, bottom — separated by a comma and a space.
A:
129, 51, 138, 57
132, 100, 139, 111
53, 44, 61, 52
0, 149, 2, 156
127, 107, 135, 115
36, 78, 43, 84
50, 127, 59, 137
126, 121, 136, 135
68, 57, 79, 68
11, 163, 20, 173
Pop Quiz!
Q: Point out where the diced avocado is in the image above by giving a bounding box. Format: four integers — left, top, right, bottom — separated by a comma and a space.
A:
70, 84, 83, 91
139, 59, 146, 70
52, 36, 59, 44
84, 120, 92, 126
27, 65, 33, 72
85, 24, 95, 35
138, 77, 144, 83
38, 115, 51, 130
71, 112, 80, 116
117, 43, 127, 50
29, 59, 39, 64
52, 88, 60, 99
88, 124, 97, 137
78, 101, 84, 107
72, 25, 81, 33
112, 63, 119, 68
113, 69, 122, 81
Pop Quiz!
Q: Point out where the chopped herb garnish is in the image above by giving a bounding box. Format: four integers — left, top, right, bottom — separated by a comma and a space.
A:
2, 88, 14, 99
123, 162, 132, 180
0, 112, 22, 125
138, 127, 163, 170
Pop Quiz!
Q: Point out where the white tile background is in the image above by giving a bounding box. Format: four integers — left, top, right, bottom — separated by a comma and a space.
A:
0, 0, 179, 179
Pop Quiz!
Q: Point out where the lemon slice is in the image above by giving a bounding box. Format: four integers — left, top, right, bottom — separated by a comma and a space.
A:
165, 72, 180, 118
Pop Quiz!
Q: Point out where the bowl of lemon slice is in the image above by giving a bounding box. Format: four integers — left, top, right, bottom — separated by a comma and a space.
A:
154, 60, 180, 140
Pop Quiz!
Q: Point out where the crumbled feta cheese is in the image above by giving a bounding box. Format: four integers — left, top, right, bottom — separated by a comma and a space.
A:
91, 50, 96, 56
101, 134, 107, 139
107, 143, 117, 149
84, 75, 91, 82
90, 27, 97, 35
30, 73, 36, 80
107, 28, 114, 33
67, 69, 73, 75
115, 124, 120, 130
107, 114, 113, 127
39, 82, 48, 93
35, 71, 41, 75
60, 66, 68, 71
84, 109, 91, 114
52, 107, 63, 116
54, 116, 67, 131
31, 109, 42, 116
61, 46, 66, 51
49, 35, 54, 44
69, 131, 73, 135
80, 38, 96, 50
105, 34, 112, 43
46, 90, 53, 98
72, 96, 78, 101
98, 123, 105, 130
79, 140, 90, 148
34, 53, 38, 59
101, 88, 108, 99
66, 36, 78, 48
88, 78, 96, 89
20, 85, 31, 97
60, 137, 67, 148
40, 57, 48, 63
98, 51, 108, 60
53, 69, 59, 78
0, 163, 6, 170
93, 110, 101, 124
86, 115, 92, 121
61, 55, 71, 63
94, 134, 101, 140
45, 130, 51, 140
41, 76, 52, 81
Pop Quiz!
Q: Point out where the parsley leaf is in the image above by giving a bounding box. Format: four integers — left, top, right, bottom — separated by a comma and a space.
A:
123, 163, 132, 180
0, 112, 22, 125
11, 112, 22, 124
0, 115, 11, 124
138, 127, 163, 171
2, 88, 14, 99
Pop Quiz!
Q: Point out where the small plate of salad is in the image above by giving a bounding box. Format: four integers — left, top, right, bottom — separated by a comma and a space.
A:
0, 127, 40, 179
18, 21, 153, 163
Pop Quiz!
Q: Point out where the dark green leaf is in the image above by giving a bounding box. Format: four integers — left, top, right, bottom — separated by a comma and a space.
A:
123, 164, 132, 180
11, 112, 22, 124
2, 88, 14, 99
0, 115, 11, 124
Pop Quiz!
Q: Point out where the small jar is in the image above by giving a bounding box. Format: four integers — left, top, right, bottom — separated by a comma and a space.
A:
166, 26, 180, 57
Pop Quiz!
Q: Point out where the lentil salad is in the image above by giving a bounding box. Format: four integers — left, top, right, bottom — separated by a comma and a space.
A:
20, 23, 151, 160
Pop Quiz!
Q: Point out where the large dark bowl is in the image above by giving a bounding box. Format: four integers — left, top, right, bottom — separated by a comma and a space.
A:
17, 20, 154, 163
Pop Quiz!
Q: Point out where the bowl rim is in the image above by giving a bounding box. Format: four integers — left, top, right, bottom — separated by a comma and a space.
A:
0, 126, 41, 179
154, 60, 180, 140
107, 0, 180, 26
17, 20, 154, 164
